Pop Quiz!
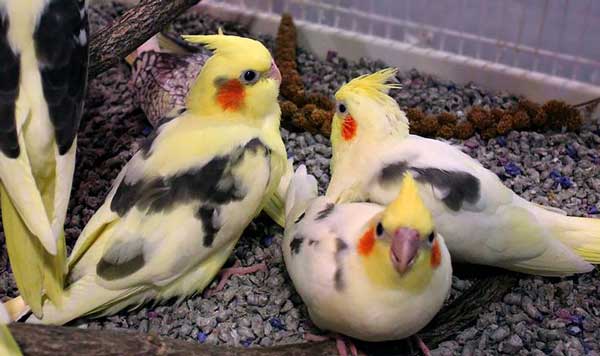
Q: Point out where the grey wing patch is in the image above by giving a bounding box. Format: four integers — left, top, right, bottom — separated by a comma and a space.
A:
96, 239, 145, 281
195, 205, 221, 247
0, 11, 21, 158
289, 235, 304, 255
315, 203, 335, 220
111, 138, 269, 217
334, 238, 348, 291
378, 161, 480, 211
411, 167, 480, 211
34, 0, 89, 155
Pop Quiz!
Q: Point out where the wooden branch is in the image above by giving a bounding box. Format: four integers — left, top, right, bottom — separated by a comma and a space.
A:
89, 0, 201, 77
420, 273, 519, 345
7, 273, 518, 355
8, 324, 338, 356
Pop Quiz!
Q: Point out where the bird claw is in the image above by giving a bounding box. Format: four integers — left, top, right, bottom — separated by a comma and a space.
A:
304, 332, 359, 356
414, 335, 431, 356
204, 261, 268, 297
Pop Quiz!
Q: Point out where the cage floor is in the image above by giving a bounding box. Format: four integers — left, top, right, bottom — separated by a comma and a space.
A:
1, 3, 599, 355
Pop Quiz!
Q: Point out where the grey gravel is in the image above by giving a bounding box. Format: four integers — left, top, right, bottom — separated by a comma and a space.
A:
0, 3, 599, 355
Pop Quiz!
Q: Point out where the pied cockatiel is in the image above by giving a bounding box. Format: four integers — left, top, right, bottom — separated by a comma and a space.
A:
283, 166, 451, 355
0, 0, 88, 316
326, 68, 600, 276
6, 33, 288, 325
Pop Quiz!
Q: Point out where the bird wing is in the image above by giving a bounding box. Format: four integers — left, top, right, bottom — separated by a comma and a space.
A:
364, 135, 550, 264
0, 8, 56, 252
70, 121, 273, 291
33, 0, 89, 238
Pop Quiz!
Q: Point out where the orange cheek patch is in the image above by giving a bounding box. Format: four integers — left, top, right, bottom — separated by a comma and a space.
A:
216, 79, 245, 111
341, 115, 357, 141
357, 227, 375, 256
430, 239, 441, 268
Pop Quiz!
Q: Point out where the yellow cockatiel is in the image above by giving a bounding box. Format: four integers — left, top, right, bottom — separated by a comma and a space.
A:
283, 167, 451, 355
0, 0, 88, 316
327, 68, 600, 276
7, 33, 288, 325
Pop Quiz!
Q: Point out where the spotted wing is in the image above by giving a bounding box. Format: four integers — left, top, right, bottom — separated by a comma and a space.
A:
34, 0, 88, 155
364, 135, 548, 262
70, 124, 272, 291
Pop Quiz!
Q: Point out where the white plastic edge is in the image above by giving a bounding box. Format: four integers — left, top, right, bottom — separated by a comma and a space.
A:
193, 2, 600, 105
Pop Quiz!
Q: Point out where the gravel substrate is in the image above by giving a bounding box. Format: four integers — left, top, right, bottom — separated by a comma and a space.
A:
1, 3, 600, 355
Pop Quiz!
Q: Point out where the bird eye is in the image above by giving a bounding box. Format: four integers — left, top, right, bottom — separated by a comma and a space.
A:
241, 70, 259, 84
427, 232, 435, 244
376, 222, 384, 236
337, 102, 347, 114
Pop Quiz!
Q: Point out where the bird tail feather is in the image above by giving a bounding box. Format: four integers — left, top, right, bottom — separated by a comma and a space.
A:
263, 158, 294, 227
0, 302, 22, 356
1, 185, 66, 318
284, 165, 319, 227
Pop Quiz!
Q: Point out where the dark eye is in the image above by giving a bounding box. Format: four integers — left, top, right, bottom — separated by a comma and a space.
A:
376, 222, 384, 236
337, 103, 347, 113
241, 70, 258, 84
428, 232, 435, 244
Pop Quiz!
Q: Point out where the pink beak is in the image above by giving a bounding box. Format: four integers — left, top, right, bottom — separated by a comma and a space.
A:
269, 60, 282, 82
390, 228, 421, 274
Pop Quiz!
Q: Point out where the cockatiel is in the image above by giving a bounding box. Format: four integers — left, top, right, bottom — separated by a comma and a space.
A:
125, 30, 290, 227
327, 68, 600, 276
283, 167, 451, 355
126, 32, 209, 128
0, 0, 89, 316
7, 33, 287, 325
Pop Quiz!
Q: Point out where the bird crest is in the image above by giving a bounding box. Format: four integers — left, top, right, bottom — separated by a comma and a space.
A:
335, 68, 401, 103
382, 173, 433, 237
181, 30, 265, 57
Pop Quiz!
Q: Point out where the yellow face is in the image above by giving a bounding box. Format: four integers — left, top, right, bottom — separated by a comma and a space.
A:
184, 35, 282, 119
356, 173, 442, 291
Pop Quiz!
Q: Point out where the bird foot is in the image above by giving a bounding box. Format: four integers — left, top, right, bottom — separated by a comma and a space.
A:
204, 261, 268, 297
303, 332, 359, 356
414, 335, 431, 356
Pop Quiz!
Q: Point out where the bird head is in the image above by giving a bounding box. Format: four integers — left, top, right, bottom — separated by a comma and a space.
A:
182, 31, 281, 120
356, 173, 443, 289
331, 68, 408, 148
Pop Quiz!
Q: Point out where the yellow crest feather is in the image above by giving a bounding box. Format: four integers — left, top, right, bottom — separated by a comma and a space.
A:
335, 68, 401, 101
382, 173, 433, 237
181, 31, 266, 56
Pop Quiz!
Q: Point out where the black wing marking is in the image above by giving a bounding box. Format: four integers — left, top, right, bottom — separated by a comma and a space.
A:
379, 161, 481, 211
333, 238, 348, 292
34, 0, 89, 155
0, 11, 20, 158
96, 239, 146, 281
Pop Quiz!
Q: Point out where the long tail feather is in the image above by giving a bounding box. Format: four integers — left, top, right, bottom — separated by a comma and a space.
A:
1, 185, 66, 317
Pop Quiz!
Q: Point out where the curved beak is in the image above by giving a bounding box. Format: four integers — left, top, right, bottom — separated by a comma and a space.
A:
390, 228, 420, 274
269, 60, 282, 82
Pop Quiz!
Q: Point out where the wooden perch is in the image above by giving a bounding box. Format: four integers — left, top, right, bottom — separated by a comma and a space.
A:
8, 324, 337, 356
89, 0, 201, 77
6, 273, 518, 356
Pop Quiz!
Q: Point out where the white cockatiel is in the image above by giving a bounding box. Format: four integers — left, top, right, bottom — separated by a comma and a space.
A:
0, 0, 88, 316
283, 166, 451, 354
327, 68, 600, 276
6, 33, 288, 325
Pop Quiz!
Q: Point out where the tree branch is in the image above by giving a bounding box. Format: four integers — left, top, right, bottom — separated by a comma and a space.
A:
89, 0, 201, 77
8, 323, 338, 356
